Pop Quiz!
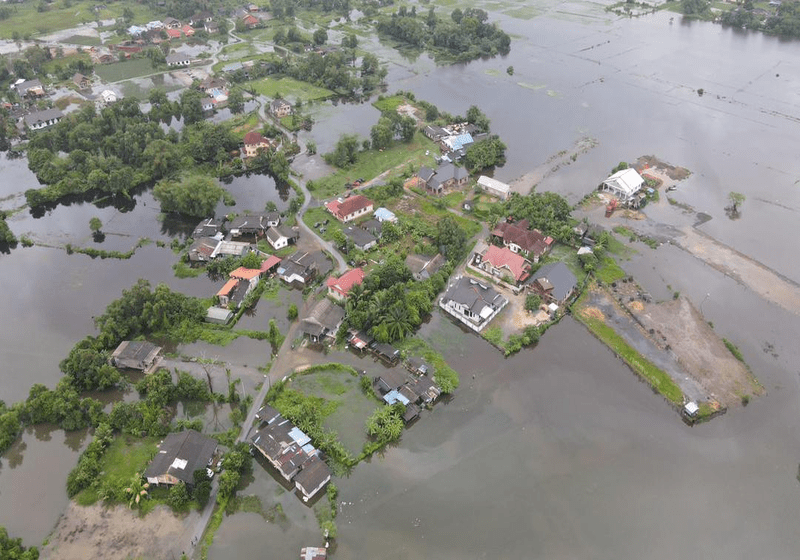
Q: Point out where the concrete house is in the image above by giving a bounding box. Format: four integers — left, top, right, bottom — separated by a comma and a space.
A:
14, 78, 45, 98
326, 268, 365, 301
192, 217, 224, 238
109, 341, 162, 373
188, 236, 221, 263
326, 195, 374, 223
405, 253, 445, 281
144, 430, 217, 487
300, 298, 345, 342
204, 21, 219, 34
600, 168, 644, 203
23, 108, 63, 131
528, 262, 577, 305
439, 276, 508, 332
243, 131, 270, 158
374, 207, 397, 223
165, 52, 191, 66
266, 225, 298, 250
228, 214, 268, 237
277, 251, 319, 286
230, 266, 263, 290
343, 225, 377, 251
477, 175, 510, 200
474, 245, 531, 285
492, 219, 553, 262
216, 278, 240, 308
162, 17, 181, 29
200, 97, 215, 112
294, 454, 331, 502
270, 98, 292, 118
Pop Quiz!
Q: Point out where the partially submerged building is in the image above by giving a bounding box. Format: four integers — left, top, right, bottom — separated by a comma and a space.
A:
600, 168, 644, 203
300, 298, 345, 343
109, 341, 162, 373
144, 430, 217, 487
439, 276, 508, 332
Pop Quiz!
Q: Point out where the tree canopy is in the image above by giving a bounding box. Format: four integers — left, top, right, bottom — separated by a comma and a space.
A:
153, 175, 228, 217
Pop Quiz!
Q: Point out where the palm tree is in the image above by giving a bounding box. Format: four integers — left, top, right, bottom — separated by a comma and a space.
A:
125, 472, 149, 509
381, 304, 414, 342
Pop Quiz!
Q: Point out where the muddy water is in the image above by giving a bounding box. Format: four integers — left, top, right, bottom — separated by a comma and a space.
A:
1, 7, 800, 555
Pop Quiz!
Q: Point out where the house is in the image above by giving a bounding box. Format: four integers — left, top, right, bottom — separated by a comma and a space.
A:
347, 329, 373, 351
527, 262, 577, 305
442, 132, 473, 153
477, 175, 510, 200
343, 226, 377, 251
189, 11, 213, 25
228, 214, 268, 237
193, 217, 224, 238
201, 97, 215, 112
14, 79, 45, 99
474, 245, 531, 285
326, 195, 374, 223
146, 20, 164, 30
374, 207, 397, 223
270, 98, 292, 118
162, 17, 181, 29
277, 251, 318, 285
360, 219, 382, 238
230, 266, 263, 289
241, 13, 259, 28
100, 89, 117, 104
165, 52, 191, 66
165, 28, 182, 40
144, 430, 217, 487
491, 219, 553, 262
109, 341, 163, 373
405, 253, 445, 281
216, 278, 240, 307
200, 76, 226, 93
204, 21, 219, 34
300, 298, 345, 342
294, 454, 331, 502
73, 73, 91, 89
214, 240, 254, 258
23, 108, 63, 131
373, 342, 400, 364
247, 2, 260, 11
265, 211, 281, 227
326, 268, 364, 301
182, 24, 195, 37
259, 254, 282, 276
243, 131, 271, 157
266, 225, 298, 250
439, 276, 508, 332
423, 125, 448, 141
436, 162, 469, 189
206, 306, 234, 325
188, 236, 221, 263
128, 25, 146, 37
407, 357, 430, 376
600, 168, 644, 203
300, 547, 327, 560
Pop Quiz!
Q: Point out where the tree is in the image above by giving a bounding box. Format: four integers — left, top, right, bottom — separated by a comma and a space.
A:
89, 217, 102, 234
168, 482, 190, 510
507, 66, 514, 75
370, 119, 393, 150
153, 176, 226, 217
313, 28, 328, 45
179, 89, 205, 125
265, 201, 278, 212
228, 89, 245, 114
124, 473, 149, 509
287, 303, 298, 320
466, 105, 490, 133
241, 251, 262, 269
525, 293, 542, 312
0, 526, 39, 560
194, 480, 212, 507
306, 140, 317, 155
332, 228, 348, 249
464, 136, 506, 172
324, 134, 360, 168
728, 191, 745, 214
682, 0, 710, 15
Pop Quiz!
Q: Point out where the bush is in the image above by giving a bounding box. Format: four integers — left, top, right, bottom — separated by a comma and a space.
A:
168, 482, 191, 511
287, 303, 298, 320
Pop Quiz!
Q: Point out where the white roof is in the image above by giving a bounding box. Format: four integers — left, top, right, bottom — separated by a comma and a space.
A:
170, 458, 188, 470
477, 175, 510, 194
603, 168, 644, 197
577, 246, 593, 255
684, 401, 699, 415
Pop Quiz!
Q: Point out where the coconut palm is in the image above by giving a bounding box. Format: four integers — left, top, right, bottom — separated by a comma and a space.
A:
125, 472, 150, 509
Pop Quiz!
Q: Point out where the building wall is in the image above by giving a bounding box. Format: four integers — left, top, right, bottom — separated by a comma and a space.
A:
270, 236, 288, 250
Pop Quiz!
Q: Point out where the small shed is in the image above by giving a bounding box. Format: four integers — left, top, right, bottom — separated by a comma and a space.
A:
684, 401, 699, 417
206, 306, 234, 325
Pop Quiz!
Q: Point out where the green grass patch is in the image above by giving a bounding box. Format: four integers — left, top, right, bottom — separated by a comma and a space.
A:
482, 326, 504, 348
302, 206, 343, 242
595, 255, 626, 284
311, 130, 437, 199
575, 297, 684, 405
723, 339, 746, 363
95, 58, 159, 83
173, 260, 203, 278
250, 76, 334, 103
75, 435, 160, 506
546, 244, 584, 279
0, 1, 151, 39
395, 337, 460, 394
372, 94, 406, 113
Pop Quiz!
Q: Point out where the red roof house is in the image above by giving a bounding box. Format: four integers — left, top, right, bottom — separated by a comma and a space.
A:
242, 14, 259, 28
166, 28, 182, 39
243, 131, 270, 158
477, 245, 531, 284
260, 255, 282, 275
182, 25, 195, 36
216, 278, 239, 307
325, 195, 374, 223
326, 268, 365, 301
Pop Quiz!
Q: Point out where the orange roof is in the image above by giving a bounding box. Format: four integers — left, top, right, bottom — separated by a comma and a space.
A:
230, 267, 261, 281
482, 245, 530, 283
244, 131, 268, 146
326, 267, 364, 297
217, 278, 239, 296
260, 255, 282, 272
182, 25, 195, 35
166, 28, 181, 38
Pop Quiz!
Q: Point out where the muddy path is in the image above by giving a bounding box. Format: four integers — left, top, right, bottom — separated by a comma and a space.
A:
509, 137, 598, 195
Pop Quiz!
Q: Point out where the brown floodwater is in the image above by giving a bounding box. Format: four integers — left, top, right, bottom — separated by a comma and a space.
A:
2, 5, 800, 556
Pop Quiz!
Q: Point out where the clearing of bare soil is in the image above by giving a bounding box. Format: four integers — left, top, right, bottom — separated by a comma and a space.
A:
634, 155, 691, 181
42, 502, 196, 560
631, 296, 762, 406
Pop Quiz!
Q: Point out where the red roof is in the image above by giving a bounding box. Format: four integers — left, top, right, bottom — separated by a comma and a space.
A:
242, 14, 258, 25
166, 28, 181, 39
230, 267, 261, 281
326, 195, 373, 221
217, 278, 239, 297
492, 219, 553, 258
244, 131, 268, 146
482, 245, 531, 283
260, 255, 282, 273
326, 268, 364, 298
182, 25, 195, 35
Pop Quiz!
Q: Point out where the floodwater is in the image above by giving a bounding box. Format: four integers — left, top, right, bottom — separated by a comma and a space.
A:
1, 6, 800, 556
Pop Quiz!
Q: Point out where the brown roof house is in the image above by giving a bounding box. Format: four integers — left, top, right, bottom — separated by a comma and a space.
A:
326, 195, 374, 223
109, 341, 162, 373
300, 298, 345, 343
492, 218, 554, 262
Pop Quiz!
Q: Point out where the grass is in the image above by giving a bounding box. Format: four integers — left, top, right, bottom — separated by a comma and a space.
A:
173, 260, 203, 278
75, 435, 160, 506
95, 58, 160, 83
310, 130, 437, 199
482, 326, 504, 348
723, 339, 746, 363
0, 1, 152, 39
595, 255, 626, 284
372, 94, 406, 113
302, 206, 343, 242
250, 76, 334, 103
575, 292, 684, 405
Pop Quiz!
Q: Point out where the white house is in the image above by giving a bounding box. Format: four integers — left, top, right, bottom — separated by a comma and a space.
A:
166, 52, 192, 67
23, 108, 63, 131
100, 90, 117, 104
477, 175, 510, 201
601, 168, 644, 202
266, 225, 297, 250
439, 276, 508, 332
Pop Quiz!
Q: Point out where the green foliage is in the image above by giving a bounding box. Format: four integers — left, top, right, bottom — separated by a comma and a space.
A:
611, 161, 629, 174
324, 134, 360, 168
60, 337, 120, 390
89, 216, 102, 233
525, 293, 542, 312
0, 405, 22, 456
194, 480, 212, 508
681, 0, 710, 15
167, 482, 191, 511
365, 403, 404, 442
240, 251, 262, 270
723, 339, 746, 363
287, 303, 298, 320
0, 214, 17, 247
464, 135, 506, 172
153, 175, 227, 218
503, 191, 574, 242
0, 526, 39, 560
66, 423, 114, 497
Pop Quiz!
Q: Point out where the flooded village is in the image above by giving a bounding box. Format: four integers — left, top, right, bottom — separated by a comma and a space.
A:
2, 0, 800, 559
